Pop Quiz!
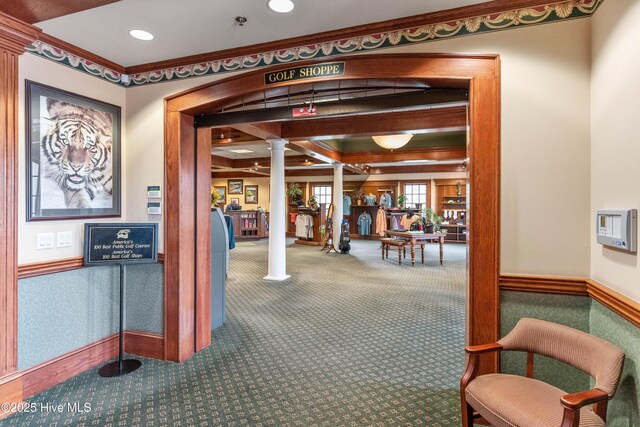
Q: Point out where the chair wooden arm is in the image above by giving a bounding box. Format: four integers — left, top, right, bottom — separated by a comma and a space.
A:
465, 343, 503, 355
561, 388, 609, 410
560, 388, 609, 427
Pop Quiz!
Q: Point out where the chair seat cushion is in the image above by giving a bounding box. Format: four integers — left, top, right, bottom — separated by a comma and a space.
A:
466, 374, 605, 427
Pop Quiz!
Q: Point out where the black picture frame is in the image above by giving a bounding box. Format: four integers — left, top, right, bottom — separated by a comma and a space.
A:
26, 80, 121, 221
245, 185, 258, 204
228, 179, 243, 194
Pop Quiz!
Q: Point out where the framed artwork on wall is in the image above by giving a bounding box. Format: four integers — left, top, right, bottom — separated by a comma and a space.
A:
228, 179, 243, 194
230, 197, 240, 205
245, 185, 258, 204
25, 80, 121, 221
213, 186, 226, 204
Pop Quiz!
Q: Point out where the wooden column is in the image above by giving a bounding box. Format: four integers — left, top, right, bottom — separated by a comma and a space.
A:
0, 12, 41, 415
195, 127, 211, 351
164, 110, 196, 362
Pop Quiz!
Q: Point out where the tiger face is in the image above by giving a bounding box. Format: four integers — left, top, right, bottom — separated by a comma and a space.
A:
41, 99, 113, 209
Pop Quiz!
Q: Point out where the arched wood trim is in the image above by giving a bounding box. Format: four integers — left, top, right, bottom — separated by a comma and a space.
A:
163, 53, 501, 372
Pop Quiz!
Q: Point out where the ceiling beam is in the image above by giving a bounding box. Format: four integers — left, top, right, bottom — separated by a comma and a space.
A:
195, 89, 467, 127
211, 155, 234, 169
368, 164, 466, 174
342, 146, 466, 163
287, 140, 341, 164
281, 106, 466, 140
344, 164, 368, 175
231, 122, 282, 140
229, 155, 322, 169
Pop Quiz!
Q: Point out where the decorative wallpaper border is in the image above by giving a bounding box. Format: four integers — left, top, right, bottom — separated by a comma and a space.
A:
25, 0, 602, 87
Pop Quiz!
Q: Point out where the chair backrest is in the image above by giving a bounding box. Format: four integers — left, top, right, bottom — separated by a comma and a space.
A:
498, 317, 625, 398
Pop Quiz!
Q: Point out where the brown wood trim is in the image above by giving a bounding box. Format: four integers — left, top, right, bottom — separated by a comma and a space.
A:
164, 111, 196, 362
586, 279, 640, 328
195, 128, 212, 352
0, 0, 120, 25
21, 333, 119, 398
124, 330, 164, 360
0, 372, 22, 419
0, 12, 40, 380
499, 274, 589, 296
17, 257, 84, 279
37, 33, 126, 74
127, 0, 565, 75
17, 254, 165, 280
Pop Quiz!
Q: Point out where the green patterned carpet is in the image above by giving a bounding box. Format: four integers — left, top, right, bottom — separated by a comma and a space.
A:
3, 239, 466, 426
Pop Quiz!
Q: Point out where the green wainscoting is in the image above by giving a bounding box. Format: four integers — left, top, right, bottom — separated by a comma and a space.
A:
18, 263, 163, 370
590, 301, 640, 426
501, 290, 640, 423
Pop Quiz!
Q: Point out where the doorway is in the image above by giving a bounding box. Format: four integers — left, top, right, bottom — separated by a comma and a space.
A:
163, 54, 500, 375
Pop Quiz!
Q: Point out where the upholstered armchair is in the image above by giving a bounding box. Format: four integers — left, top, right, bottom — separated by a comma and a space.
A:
460, 318, 625, 427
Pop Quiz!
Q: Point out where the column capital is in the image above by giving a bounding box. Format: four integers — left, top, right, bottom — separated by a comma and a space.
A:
333, 163, 344, 171
0, 13, 41, 54
266, 139, 288, 150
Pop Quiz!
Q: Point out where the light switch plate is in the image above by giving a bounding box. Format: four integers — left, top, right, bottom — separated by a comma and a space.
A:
37, 232, 55, 249
57, 231, 72, 248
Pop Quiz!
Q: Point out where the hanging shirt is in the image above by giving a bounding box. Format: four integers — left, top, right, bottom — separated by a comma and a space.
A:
380, 193, 393, 209
376, 209, 387, 236
343, 195, 352, 215
295, 214, 314, 239
357, 212, 372, 235
364, 195, 377, 205
400, 214, 421, 230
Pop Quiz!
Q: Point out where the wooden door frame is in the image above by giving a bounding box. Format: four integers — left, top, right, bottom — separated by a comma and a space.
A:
164, 53, 500, 372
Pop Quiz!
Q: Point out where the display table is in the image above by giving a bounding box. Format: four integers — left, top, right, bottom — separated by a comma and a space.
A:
384, 230, 446, 266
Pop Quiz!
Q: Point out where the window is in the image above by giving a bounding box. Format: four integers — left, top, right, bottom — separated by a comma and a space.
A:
404, 183, 428, 208
312, 185, 332, 206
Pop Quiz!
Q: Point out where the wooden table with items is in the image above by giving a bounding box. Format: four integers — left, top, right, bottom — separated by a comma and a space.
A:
383, 230, 446, 266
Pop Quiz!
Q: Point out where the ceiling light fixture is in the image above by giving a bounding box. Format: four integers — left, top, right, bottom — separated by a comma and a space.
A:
129, 29, 154, 41
372, 134, 414, 150
267, 0, 294, 13
229, 149, 254, 154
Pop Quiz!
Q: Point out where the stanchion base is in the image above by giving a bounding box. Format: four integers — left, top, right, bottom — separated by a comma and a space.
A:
98, 359, 142, 378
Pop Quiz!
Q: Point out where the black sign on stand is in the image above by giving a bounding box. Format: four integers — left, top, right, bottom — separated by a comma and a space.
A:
84, 223, 158, 378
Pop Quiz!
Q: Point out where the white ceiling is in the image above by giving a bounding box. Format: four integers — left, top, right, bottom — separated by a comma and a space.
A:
37, 0, 489, 67
212, 142, 296, 159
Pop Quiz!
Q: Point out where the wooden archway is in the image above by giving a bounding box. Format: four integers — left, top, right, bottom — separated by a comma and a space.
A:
163, 53, 500, 373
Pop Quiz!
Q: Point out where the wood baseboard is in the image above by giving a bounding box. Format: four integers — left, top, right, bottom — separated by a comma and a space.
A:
499, 274, 640, 328
21, 333, 119, 398
124, 330, 164, 359
0, 373, 23, 419
0, 329, 165, 409
18, 253, 165, 279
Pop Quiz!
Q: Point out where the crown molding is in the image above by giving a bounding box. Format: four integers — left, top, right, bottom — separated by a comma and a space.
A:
23, 0, 602, 87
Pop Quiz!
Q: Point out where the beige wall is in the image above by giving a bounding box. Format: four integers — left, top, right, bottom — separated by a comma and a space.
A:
591, 0, 640, 302
212, 177, 271, 209
125, 72, 243, 252
17, 54, 127, 264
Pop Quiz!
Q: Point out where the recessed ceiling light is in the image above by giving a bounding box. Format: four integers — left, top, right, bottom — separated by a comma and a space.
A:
229, 149, 254, 154
267, 0, 294, 13
129, 29, 154, 41
267, 147, 292, 151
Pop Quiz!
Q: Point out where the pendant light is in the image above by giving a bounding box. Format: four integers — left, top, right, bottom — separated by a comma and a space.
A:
267, 0, 294, 13
371, 134, 414, 150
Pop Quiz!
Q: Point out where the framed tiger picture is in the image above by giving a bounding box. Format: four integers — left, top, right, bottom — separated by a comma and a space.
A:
26, 81, 121, 220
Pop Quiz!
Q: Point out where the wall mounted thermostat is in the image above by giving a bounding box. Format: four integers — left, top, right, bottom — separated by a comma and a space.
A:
147, 186, 161, 199
147, 202, 161, 215
596, 209, 637, 252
